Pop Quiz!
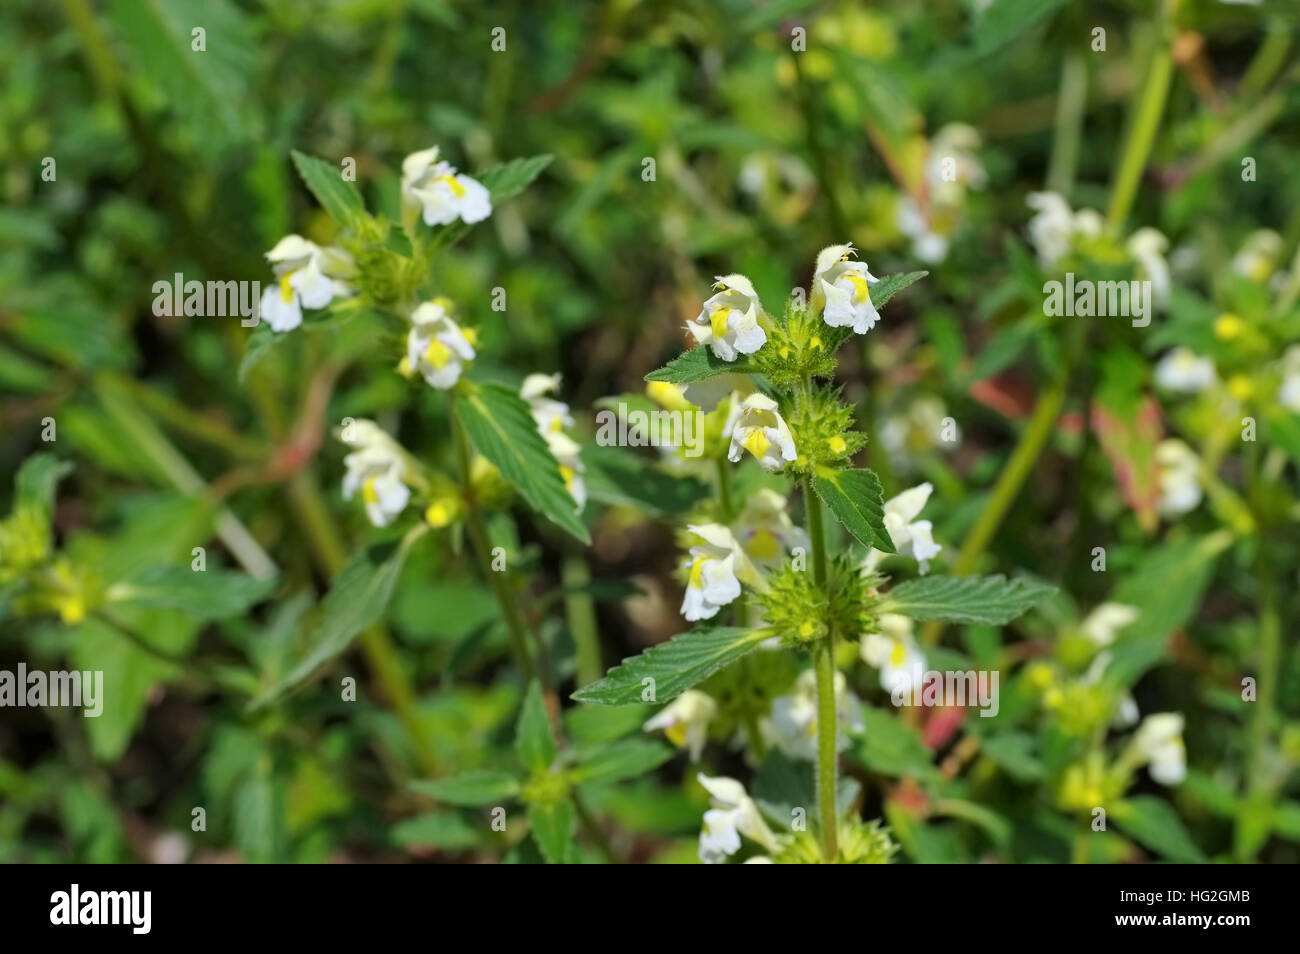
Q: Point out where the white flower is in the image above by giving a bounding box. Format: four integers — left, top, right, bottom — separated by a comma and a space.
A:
1232, 229, 1281, 282
1127, 227, 1171, 309
401, 147, 491, 227
1026, 192, 1075, 266
925, 123, 986, 209
643, 690, 716, 761
520, 373, 574, 434
861, 613, 926, 694
896, 197, 950, 264
544, 429, 587, 510
1154, 348, 1217, 394
881, 482, 942, 574
879, 396, 955, 470
1155, 439, 1202, 517
679, 523, 758, 622
259, 235, 354, 332
1132, 713, 1187, 786
768, 669, 863, 761
520, 373, 585, 509
339, 422, 411, 527
1078, 603, 1139, 647
686, 274, 766, 362
1278, 345, 1300, 412
734, 488, 809, 568
406, 300, 476, 390
697, 773, 779, 864
814, 243, 880, 333
725, 393, 797, 472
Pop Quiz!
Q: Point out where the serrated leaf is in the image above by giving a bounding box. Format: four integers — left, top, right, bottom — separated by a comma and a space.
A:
812, 468, 894, 553
572, 739, 673, 785
866, 270, 928, 311
107, 566, 276, 621
250, 528, 424, 708
411, 772, 520, 806
454, 382, 589, 543
106, 0, 259, 146
572, 627, 769, 706
644, 347, 757, 384
290, 150, 365, 226
1114, 796, 1207, 863
528, 799, 575, 864
882, 575, 1056, 625
481, 154, 553, 202
515, 681, 557, 772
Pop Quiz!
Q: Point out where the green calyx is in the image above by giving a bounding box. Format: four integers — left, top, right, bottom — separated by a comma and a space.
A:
758, 554, 868, 647
773, 818, 898, 864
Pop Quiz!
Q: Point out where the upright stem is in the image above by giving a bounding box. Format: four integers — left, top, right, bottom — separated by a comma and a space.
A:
804, 475, 837, 861
1046, 51, 1087, 197
1106, 31, 1174, 234
920, 380, 1066, 646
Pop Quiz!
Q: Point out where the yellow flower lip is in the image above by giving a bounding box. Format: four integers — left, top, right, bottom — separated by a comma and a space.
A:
423, 337, 453, 369
743, 428, 772, 459
424, 499, 458, 527
709, 306, 732, 340
435, 173, 467, 198
1214, 313, 1244, 340
828, 435, 847, 454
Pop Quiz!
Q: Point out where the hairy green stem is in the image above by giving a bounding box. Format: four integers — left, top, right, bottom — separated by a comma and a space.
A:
804, 475, 837, 861
562, 555, 603, 688
1046, 51, 1087, 197
1106, 33, 1173, 234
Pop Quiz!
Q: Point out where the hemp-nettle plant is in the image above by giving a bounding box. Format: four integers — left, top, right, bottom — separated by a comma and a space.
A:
569, 244, 1056, 863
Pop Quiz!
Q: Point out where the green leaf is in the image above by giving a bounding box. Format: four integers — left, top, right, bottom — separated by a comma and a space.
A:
14, 453, 72, 519
571, 627, 769, 707
855, 707, 941, 783
1113, 796, 1207, 864
391, 811, 481, 851
979, 732, 1046, 782
882, 575, 1056, 625
290, 150, 365, 226
480, 154, 553, 202
812, 468, 894, 553
515, 681, 557, 773
971, 0, 1068, 57
572, 739, 673, 785
107, 566, 276, 621
644, 347, 757, 384
581, 443, 710, 517
106, 0, 258, 146
454, 382, 589, 543
866, 270, 929, 311
411, 772, 520, 806
250, 528, 424, 708
528, 799, 575, 864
